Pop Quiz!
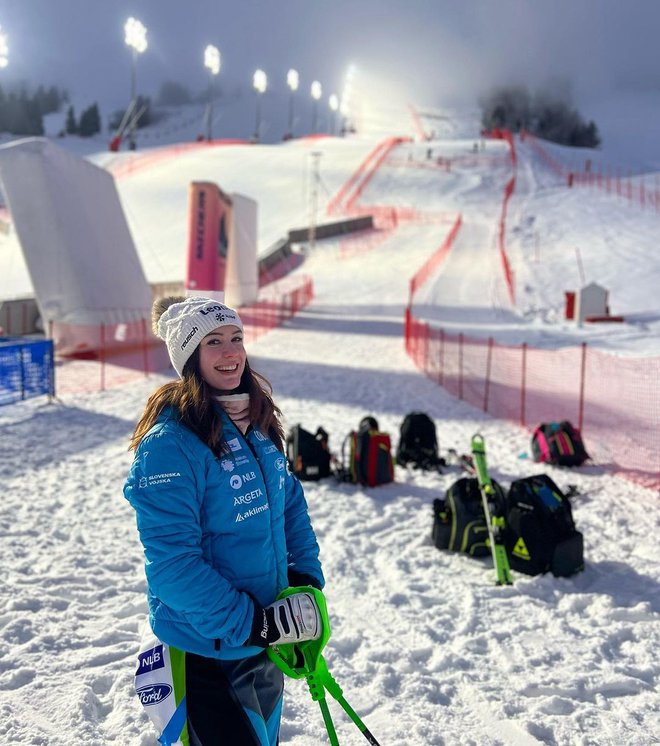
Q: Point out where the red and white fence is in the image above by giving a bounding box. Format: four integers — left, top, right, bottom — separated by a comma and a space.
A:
404, 314, 660, 490
53, 276, 313, 394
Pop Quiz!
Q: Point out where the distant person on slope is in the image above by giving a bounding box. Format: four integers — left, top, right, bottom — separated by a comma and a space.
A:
124, 296, 325, 746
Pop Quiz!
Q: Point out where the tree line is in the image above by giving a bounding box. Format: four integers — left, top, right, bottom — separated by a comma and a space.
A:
480, 85, 601, 148
0, 84, 68, 136
0, 83, 105, 138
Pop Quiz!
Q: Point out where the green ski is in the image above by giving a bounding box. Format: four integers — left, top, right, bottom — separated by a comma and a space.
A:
471, 433, 513, 586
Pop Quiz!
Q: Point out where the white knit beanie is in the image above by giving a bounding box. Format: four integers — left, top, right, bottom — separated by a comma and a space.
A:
154, 296, 244, 378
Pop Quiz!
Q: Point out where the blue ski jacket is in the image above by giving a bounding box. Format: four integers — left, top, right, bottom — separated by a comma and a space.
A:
124, 406, 324, 660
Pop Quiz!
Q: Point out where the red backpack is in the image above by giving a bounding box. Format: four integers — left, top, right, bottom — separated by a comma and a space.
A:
340, 416, 394, 487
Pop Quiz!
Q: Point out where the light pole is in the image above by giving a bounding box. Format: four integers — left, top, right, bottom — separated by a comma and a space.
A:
124, 17, 148, 150
0, 26, 8, 69
310, 81, 322, 134
286, 68, 299, 139
252, 69, 267, 142
340, 64, 355, 134
204, 44, 220, 142
328, 94, 339, 135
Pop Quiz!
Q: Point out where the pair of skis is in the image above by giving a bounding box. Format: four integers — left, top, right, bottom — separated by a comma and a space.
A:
269, 587, 381, 746
470, 434, 513, 586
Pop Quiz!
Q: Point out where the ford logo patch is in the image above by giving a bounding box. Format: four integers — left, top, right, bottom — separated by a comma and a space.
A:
136, 683, 172, 706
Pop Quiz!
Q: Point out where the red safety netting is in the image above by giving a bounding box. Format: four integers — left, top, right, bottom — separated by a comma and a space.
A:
404, 313, 660, 490
522, 131, 660, 213
52, 276, 313, 394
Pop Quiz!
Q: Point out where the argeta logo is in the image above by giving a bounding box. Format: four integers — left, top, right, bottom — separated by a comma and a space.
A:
230, 474, 242, 489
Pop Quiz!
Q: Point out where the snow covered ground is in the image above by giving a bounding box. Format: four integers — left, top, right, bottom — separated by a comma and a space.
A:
0, 98, 659, 745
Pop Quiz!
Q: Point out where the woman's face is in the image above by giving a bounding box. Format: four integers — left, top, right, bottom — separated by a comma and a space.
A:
198, 325, 247, 392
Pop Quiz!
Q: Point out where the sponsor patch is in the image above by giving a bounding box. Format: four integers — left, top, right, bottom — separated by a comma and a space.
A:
136, 683, 172, 706
145, 471, 181, 486
235, 503, 270, 522
233, 488, 263, 506
136, 644, 165, 675
226, 438, 241, 452
230, 474, 242, 489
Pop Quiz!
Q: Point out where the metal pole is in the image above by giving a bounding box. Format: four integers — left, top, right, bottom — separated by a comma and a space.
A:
207, 70, 214, 141
129, 48, 137, 150
288, 90, 294, 136
254, 94, 261, 142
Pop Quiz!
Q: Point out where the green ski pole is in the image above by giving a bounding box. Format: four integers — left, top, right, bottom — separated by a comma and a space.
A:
471, 434, 513, 586
268, 586, 382, 745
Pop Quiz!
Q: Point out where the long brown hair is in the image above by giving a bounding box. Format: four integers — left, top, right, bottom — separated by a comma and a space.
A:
129, 352, 285, 455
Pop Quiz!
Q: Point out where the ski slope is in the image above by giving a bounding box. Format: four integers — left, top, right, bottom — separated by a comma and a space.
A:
0, 104, 659, 745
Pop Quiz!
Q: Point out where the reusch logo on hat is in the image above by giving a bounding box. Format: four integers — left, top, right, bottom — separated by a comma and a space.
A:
180, 326, 199, 350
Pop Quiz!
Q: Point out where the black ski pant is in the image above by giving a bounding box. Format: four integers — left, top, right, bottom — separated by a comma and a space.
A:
185, 650, 283, 745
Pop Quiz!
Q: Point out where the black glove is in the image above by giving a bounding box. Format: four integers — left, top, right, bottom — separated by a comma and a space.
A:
287, 569, 323, 590
248, 592, 322, 647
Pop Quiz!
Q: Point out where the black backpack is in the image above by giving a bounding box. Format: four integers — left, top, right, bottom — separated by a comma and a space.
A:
396, 412, 442, 470
505, 474, 584, 577
286, 425, 331, 481
339, 416, 394, 487
432, 477, 506, 557
531, 421, 589, 467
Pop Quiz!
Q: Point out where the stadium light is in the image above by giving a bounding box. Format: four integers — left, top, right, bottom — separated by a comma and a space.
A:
124, 17, 148, 150
0, 27, 8, 69
204, 45, 221, 141
286, 68, 299, 138
253, 69, 267, 142
311, 81, 322, 134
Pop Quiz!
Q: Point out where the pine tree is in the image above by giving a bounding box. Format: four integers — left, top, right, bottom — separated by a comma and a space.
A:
65, 105, 78, 135
78, 103, 101, 137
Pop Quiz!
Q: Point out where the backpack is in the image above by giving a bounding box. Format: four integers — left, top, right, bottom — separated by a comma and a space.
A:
396, 411, 442, 470
432, 477, 506, 557
340, 416, 394, 487
505, 474, 584, 577
286, 425, 331, 481
531, 421, 589, 466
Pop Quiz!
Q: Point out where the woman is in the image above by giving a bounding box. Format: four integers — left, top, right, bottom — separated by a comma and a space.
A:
124, 296, 325, 746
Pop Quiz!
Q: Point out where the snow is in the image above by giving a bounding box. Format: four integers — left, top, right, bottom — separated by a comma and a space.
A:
1, 97, 659, 745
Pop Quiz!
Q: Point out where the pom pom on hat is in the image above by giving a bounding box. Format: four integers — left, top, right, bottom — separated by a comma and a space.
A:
153, 296, 243, 378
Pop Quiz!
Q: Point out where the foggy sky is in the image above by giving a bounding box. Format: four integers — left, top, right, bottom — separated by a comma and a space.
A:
1, 0, 659, 113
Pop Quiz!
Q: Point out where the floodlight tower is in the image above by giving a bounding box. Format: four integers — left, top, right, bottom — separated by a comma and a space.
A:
252, 69, 267, 142
124, 17, 148, 150
310, 80, 322, 134
286, 68, 299, 138
204, 45, 221, 141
